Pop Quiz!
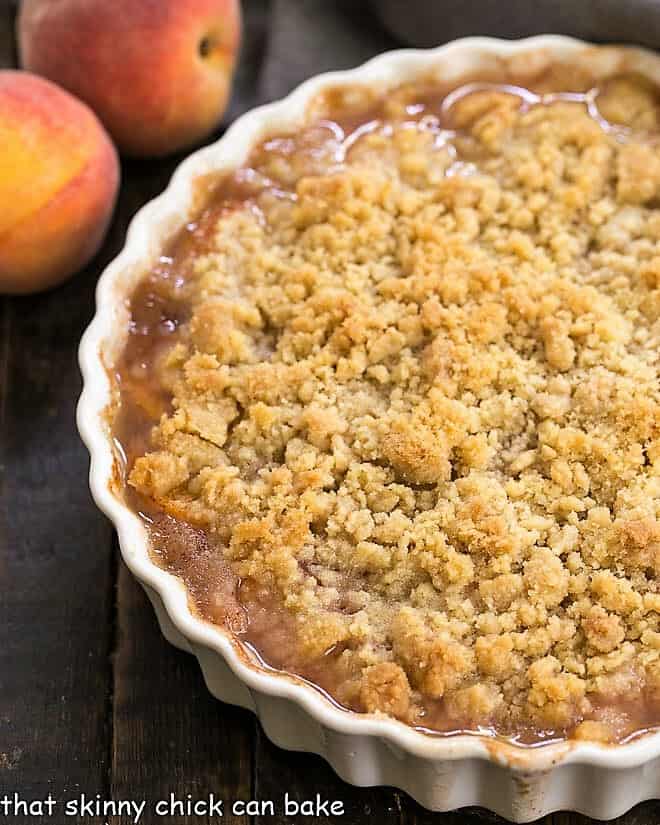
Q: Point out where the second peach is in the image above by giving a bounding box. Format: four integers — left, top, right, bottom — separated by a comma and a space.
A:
19, 0, 242, 157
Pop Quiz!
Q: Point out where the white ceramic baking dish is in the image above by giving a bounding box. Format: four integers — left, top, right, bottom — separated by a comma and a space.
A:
78, 35, 660, 821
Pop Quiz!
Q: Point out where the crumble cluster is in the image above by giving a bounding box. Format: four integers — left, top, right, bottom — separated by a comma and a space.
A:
129, 77, 660, 741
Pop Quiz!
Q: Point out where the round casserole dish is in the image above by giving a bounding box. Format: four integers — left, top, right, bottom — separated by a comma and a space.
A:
78, 36, 660, 821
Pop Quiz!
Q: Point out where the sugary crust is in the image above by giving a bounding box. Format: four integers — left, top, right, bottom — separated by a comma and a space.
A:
127, 74, 660, 741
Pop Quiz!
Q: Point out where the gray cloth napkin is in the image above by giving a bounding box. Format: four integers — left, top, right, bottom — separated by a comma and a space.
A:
372, 0, 660, 50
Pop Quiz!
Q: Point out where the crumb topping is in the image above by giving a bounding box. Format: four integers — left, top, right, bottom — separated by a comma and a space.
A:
124, 72, 660, 742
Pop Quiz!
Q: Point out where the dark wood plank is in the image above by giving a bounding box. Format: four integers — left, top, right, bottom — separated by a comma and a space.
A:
0, 3, 16, 69
404, 800, 524, 825
0, 252, 116, 801
400, 790, 660, 824
551, 801, 660, 825
111, 560, 253, 825
0, 3, 114, 818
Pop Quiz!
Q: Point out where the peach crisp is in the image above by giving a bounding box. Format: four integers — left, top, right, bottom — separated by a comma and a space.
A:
115, 62, 660, 744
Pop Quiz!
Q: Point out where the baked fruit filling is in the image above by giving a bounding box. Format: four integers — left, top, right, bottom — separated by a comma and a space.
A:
115, 60, 660, 744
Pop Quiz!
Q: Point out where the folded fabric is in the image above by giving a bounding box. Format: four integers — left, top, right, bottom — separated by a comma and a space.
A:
371, 0, 660, 50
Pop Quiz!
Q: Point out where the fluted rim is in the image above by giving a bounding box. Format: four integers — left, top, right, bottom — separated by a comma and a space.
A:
78, 35, 660, 787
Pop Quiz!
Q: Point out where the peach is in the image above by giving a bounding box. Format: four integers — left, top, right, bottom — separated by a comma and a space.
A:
18, 0, 242, 158
0, 71, 119, 294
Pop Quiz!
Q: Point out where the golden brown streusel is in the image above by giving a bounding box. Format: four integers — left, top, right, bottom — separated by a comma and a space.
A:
120, 70, 660, 743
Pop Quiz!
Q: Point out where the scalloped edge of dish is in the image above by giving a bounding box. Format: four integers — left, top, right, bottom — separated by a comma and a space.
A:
78, 35, 660, 820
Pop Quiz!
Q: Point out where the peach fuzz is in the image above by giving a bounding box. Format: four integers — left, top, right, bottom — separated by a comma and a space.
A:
0, 71, 119, 295
19, 0, 242, 157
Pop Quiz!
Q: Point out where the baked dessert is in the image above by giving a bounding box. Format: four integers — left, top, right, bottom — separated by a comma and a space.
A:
114, 60, 660, 745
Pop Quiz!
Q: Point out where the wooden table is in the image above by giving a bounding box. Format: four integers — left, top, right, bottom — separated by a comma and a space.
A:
0, 6, 658, 824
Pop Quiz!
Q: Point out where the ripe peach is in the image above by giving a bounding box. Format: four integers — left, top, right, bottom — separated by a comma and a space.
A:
0, 71, 120, 295
18, 0, 242, 158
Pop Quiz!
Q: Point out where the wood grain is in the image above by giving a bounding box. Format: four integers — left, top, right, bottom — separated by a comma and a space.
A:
0, 5, 16, 69
0, 4, 113, 815
0, 272, 114, 797
112, 561, 253, 825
